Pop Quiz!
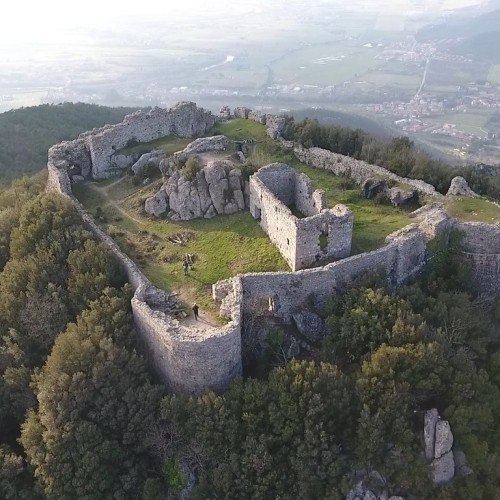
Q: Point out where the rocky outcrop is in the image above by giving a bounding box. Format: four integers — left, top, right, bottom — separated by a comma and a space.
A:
131, 151, 166, 175
170, 135, 234, 172
361, 178, 387, 199
292, 312, 325, 343
346, 470, 401, 500
389, 187, 415, 207
423, 408, 471, 485
144, 189, 168, 217
447, 176, 479, 197
155, 161, 247, 220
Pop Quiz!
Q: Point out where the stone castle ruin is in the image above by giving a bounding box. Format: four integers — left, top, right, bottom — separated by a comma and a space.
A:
249, 163, 353, 270
48, 101, 216, 183
46, 101, 500, 398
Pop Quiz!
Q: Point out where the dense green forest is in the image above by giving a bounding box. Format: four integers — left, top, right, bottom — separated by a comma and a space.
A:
0, 103, 136, 183
0, 106, 499, 498
1, 175, 499, 499
283, 117, 500, 200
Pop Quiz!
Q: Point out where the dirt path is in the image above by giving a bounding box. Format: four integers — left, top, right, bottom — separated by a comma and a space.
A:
87, 182, 146, 226
86, 179, 222, 328
179, 310, 221, 330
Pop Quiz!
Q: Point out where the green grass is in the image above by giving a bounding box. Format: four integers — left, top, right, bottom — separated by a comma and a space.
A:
73, 119, 415, 308
280, 158, 413, 254
213, 119, 413, 254
74, 183, 288, 313
429, 111, 493, 137
446, 197, 500, 224
114, 136, 192, 156
210, 119, 270, 143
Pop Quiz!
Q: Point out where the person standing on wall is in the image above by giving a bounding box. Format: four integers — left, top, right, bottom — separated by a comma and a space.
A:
192, 303, 199, 320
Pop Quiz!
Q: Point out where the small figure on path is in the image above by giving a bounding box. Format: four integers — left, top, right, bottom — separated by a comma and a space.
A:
192, 303, 199, 320
182, 259, 189, 276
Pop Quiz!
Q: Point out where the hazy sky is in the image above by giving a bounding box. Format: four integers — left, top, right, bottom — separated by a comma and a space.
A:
0, 0, 481, 42
1, 0, 485, 45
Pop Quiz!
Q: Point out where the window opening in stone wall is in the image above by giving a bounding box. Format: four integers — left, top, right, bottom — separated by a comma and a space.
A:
319, 230, 328, 252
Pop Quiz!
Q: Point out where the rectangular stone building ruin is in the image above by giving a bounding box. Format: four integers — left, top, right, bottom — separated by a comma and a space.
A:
249, 163, 353, 271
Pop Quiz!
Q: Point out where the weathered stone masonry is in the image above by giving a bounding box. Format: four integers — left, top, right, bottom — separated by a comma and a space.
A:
249, 163, 353, 270
49, 102, 216, 181
46, 102, 500, 395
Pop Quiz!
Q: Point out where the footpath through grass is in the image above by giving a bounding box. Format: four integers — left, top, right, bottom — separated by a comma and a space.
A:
74, 178, 288, 314
72, 120, 419, 311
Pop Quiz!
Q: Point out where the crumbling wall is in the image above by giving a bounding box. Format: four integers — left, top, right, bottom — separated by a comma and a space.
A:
294, 172, 325, 216
132, 284, 242, 394
295, 205, 353, 269
214, 225, 427, 320
87, 102, 216, 178
294, 146, 441, 197
50, 102, 216, 182
457, 222, 500, 297
249, 163, 353, 270
47, 152, 242, 395
250, 174, 298, 269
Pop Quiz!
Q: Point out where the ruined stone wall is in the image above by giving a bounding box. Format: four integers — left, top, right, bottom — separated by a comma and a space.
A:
295, 205, 353, 269
457, 222, 500, 297
132, 284, 242, 394
50, 102, 216, 182
87, 102, 216, 179
215, 225, 427, 320
294, 172, 325, 216
47, 156, 242, 395
250, 163, 295, 206
250, 175, 298, 269
294, 146, 441, 197
249, 163, 353, 271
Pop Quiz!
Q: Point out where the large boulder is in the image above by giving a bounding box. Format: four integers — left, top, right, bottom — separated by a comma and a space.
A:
292, 312, 325, 343
361, 178, 387, 199
432, 450, 455, 484
144, 189, 168, 217
131, 153, 153, 175
434, 420, 453, 459
424, 408, 439, 461
389, 187, 415, 207
446, 176, 479, 197
155, 161, 248, 220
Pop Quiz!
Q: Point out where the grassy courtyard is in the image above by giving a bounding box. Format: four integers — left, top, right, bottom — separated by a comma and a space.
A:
72, 121, 424, 310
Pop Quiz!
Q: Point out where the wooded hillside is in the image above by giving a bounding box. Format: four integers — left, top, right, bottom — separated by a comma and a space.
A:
0, 103, 137, 183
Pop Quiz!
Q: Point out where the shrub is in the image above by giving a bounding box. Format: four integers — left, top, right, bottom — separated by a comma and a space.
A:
182, 156, 201, 181
373, 192, 391, 205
